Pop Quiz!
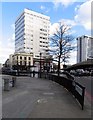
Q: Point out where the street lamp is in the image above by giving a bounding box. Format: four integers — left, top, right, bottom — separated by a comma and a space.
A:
58, 39, 62, 76
40, 52, 42, 78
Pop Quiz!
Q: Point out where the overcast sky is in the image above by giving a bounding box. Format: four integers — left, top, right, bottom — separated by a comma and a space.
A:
0, 0, 92, 64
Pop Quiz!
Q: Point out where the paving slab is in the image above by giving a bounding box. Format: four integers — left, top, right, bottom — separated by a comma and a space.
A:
2, 75, 91, 118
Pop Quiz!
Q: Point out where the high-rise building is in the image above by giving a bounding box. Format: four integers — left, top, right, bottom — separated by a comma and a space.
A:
15, 8, 50, 58
77, 35, 93, 63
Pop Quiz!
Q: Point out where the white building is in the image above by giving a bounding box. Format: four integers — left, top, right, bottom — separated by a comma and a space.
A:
77, 35, 93, 63
8, 53, 33, 71
15, 8, 50, 59
11, 53, 33, 66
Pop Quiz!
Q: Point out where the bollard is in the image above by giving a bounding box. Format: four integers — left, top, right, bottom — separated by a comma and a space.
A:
12, 76, 16, 87
4, 79, 10, 91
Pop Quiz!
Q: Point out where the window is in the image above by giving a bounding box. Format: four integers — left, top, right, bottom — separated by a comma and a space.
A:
24, 61, 26, 66
35, 55, 39, 57
17, 61, 18, 65
20, 56, 22, 59
24, 57, 26, 60
43, 37, 47, 40
29, 62, 30, 66
20, 61, 22, 65
29, 57, 31, 60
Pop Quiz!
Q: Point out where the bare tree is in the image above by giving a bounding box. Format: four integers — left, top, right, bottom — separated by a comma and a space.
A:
49, 22, 75, 76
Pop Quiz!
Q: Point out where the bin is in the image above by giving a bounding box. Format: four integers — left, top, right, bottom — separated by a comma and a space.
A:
4, 79, 10, 91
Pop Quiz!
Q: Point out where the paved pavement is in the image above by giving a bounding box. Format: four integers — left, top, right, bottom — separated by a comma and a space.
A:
2, 75, 91, 118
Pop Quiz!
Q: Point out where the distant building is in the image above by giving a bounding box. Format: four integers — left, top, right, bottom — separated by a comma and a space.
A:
77, 35, 93, 63
15, 8, 50, 59
11, 53, 33, 70
4, 9, 52, 71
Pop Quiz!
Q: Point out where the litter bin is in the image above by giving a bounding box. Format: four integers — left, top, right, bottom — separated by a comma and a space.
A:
4, 79, 10, 91
12, 76, 16, 87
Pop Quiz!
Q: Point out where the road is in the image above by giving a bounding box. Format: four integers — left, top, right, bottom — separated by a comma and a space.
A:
74, 76, 93, 103
74, 76, 93, 118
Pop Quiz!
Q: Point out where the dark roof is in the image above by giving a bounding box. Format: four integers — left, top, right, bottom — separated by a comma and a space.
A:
66, 59, 93, 70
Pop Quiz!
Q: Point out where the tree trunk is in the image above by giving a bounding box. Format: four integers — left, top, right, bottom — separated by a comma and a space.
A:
58, 55, 60, 76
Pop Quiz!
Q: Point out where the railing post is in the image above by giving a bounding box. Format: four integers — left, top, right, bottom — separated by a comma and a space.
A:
82, 87, 85, 110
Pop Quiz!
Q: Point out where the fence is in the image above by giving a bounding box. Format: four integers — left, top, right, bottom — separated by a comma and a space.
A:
44, 72, 85, 110
2, 70, 85, 109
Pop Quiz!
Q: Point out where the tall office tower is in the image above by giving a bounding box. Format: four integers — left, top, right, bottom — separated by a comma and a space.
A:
15, 8, 50, 58
77, 35, 93, 63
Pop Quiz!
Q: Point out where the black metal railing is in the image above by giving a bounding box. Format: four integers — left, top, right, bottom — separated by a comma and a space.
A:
2, 70, 85, 109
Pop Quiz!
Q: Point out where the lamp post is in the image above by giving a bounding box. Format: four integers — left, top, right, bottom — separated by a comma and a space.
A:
40, 52, 42, 78
58, 39, 62, 76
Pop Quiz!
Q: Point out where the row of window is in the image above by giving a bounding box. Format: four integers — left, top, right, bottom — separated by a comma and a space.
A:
26, 12, 50, 21
15, 33, 33, 41
15, 36, 24, 43
15, 13, 25, 25
15, 19, 25, 31
15, 34, 24, 41
40, 41, 48, 44
15, 29, 24, 38
40, 28, 47, 32
15, 24, 25, 33
15, 43, 24, 48
17, 56, 31, 60
25, 28, 33, 32
25, 24, 33, 28
40, 37, 47, 40
40, 32, 47, 36
17, 61, 31, 66
40, 45, 48, 48
16, 47, 24, 52
24, 47, 33, 49
25, 14, 33, 19
24, 34, 33, 37
24, 42, 33, 44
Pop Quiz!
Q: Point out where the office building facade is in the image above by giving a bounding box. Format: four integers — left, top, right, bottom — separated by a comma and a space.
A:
77, 35, 93, 63
15, 8, 50, 59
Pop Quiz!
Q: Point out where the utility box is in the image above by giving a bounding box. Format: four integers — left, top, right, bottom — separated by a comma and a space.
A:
4, 79, 10, 91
